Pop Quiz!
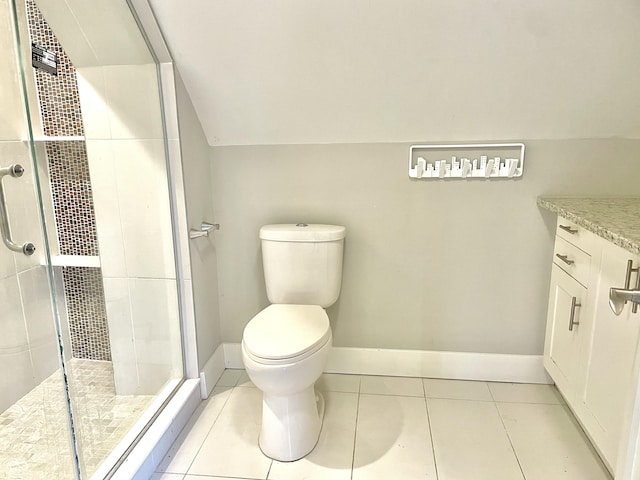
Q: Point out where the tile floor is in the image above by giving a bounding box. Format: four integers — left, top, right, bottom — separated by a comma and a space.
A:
0, 359, 154, 480
153, 370, 612, 480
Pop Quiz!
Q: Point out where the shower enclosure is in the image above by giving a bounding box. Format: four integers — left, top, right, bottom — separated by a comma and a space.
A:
1, 0, 186, 477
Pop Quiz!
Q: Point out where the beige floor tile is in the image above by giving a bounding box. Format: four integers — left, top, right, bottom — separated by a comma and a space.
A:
488, 382, 565, 404
316, 373, 361, 393
157, 387, 233, 473
268, 391, 358, 480
497, 403, 611, 480
428, 398, 524, 479
215, 369, 244, 387
360, 375, 424, 397
184, 476, 254, 479
188, 387, 271, 478
236, 371, 255, 388
352, 394, 436, 479
423, 378, 492, 401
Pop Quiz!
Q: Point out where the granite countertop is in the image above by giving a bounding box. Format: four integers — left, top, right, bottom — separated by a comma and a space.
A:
537, 197, 640, 256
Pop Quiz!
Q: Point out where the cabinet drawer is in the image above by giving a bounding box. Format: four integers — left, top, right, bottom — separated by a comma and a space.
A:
553, 236, 591, 287
556, 217, 598, 252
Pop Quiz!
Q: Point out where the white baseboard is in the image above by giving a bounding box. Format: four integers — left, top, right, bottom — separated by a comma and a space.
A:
199, 344, 226, 399
222, 343, 551, 384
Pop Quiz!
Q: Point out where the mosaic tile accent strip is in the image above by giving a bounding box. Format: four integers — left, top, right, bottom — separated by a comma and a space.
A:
26, 2, 111, 362
46, 140, 99, 256
62, 267, 111, 362
26, 0, 84, 137
0, 359, 155, 479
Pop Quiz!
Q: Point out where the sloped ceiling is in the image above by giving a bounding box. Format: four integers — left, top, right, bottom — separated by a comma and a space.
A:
148, 0, 640, 146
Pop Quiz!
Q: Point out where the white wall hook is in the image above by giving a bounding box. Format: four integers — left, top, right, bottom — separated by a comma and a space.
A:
408, 143, 525, 180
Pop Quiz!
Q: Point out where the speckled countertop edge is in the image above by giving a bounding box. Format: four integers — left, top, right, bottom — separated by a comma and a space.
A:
537, 196, 640, 256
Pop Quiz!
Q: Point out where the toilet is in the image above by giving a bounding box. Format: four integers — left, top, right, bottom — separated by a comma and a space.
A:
241, 223, 346, 462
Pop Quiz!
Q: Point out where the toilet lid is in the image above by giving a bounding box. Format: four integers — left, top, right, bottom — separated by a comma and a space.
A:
243, 304, 331, 361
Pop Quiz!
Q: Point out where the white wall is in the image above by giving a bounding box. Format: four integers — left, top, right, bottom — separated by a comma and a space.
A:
212, 140, 640, 355
174, 71, 222, 369
149, 0, 640, 146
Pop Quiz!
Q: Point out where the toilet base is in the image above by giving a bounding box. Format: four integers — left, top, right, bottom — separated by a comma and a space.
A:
259, 385, 325, 462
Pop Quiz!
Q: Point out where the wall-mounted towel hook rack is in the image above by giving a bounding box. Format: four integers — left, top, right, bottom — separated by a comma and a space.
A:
0, 164, 35, 255
189, 221, 220, 239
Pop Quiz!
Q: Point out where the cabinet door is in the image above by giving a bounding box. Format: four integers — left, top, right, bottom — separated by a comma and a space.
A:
582, 242, 640, 466
544, 265, 586, 389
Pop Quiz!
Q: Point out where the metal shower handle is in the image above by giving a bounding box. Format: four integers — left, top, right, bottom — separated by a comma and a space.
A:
0, 164, 35, 256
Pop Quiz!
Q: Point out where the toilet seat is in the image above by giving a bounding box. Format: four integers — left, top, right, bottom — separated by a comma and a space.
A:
243, 304, 331, 365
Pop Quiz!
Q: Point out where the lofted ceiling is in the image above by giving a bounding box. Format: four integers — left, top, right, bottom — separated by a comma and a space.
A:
148, 0, 640, 146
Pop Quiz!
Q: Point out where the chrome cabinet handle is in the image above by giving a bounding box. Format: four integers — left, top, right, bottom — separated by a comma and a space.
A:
569, 296, 581, 331
623, 260, 640, 313
555, 254, 574, 266
0, 164, 35, 256
559, 224, 578, 235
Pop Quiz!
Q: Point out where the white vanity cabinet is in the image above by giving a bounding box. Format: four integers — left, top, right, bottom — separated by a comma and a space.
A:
544, 216, 640, 474
581, 240, 640, 468
544, 218, 601, 398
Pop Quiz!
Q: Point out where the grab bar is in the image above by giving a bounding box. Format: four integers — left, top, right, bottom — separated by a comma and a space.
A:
0, 164, 35, 255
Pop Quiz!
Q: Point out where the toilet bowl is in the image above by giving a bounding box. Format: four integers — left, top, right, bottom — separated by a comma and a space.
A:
242, 304, 332, 461
241, 223, 345, 462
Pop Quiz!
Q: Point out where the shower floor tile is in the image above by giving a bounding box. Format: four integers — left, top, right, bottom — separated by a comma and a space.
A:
0, 358, 154, 480
157, 371, 612, 480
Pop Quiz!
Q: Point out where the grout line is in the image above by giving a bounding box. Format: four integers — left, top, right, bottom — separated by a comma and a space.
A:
265, 459, 273, 479
181, 384, 235, 475
423, 381, 440, 480
349, 376, 362, 479
493, 401, 527, 480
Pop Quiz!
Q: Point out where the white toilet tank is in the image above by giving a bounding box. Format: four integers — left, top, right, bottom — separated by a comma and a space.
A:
260, 224, 346, 308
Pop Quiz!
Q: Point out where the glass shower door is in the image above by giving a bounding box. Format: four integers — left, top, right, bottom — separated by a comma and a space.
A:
1, 2, 80, 478
3, 0, 187, 477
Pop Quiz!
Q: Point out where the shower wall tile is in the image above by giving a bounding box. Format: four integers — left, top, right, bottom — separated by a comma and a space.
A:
0, 349, 35, 413
103, 65, 163, 139
103, 277, 181, 395
59, 0, 152, 66
30, 0, 98, 68
0, 275, 28, 350
0, 5, 27, 141
85, 140, 126, 277
112, 140, 175, 279
89, 139, 175, 280
130, 278, 182, 392
28, 338, 59, 384
75, 67, 111, 139
18, 266, 56, 347
77, 65, 163, 141
102, 277, 136, 394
